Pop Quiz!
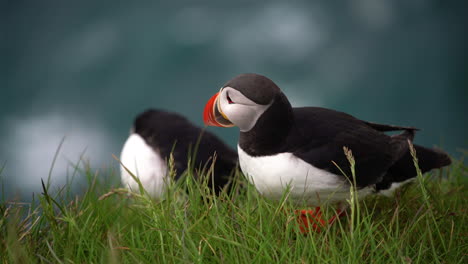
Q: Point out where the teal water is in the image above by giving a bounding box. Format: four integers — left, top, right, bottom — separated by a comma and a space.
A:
1, 1, 466, 198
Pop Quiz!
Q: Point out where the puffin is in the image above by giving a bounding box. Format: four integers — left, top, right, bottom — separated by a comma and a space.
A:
203, 73, 451, 231
120, 109, 238, 198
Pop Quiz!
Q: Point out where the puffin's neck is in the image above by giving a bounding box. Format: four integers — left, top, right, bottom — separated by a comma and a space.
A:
239, 93, 295, 156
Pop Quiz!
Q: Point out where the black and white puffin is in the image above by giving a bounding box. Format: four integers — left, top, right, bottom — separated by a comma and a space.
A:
120, 109, 238, 198
203, 73, 451, 230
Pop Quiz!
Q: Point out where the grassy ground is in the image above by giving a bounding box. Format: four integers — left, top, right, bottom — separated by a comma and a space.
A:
1, 151, 466, 263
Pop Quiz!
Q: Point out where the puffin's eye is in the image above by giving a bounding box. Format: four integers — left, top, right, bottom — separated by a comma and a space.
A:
226, 92, 234, 104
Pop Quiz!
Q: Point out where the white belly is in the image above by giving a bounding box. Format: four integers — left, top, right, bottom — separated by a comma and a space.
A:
237, 145, 372, 205
378, 178, 415, 197
120, 133, 168, 198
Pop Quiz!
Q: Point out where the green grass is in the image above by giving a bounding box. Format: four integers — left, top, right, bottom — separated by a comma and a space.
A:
1, 151, 467, 263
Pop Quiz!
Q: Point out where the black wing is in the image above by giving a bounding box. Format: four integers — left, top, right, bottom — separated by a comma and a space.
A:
290, 107, 413, 187
363, 121, 419, 132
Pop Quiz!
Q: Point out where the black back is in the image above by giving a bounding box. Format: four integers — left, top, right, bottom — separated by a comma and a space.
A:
290, 107, 414, 187
133, 109, 238, 193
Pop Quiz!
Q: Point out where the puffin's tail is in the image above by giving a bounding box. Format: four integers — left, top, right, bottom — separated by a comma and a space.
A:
413, 145, 451, 172
389, 144, 451, 182
375, 144, 451, 192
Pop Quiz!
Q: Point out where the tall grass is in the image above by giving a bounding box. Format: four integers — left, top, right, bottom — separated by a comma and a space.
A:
0, 150, 466, 263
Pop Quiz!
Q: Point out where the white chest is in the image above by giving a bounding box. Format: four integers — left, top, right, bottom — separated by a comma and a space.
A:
120, 133, 168, 198
237, 145, 371, 205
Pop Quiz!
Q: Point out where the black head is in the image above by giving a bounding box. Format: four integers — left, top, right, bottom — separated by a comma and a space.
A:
204, 73, 289, 132
223, 73, 281, 105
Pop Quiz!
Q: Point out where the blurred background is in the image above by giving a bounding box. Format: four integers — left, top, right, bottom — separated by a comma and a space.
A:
1, 0, 466, 199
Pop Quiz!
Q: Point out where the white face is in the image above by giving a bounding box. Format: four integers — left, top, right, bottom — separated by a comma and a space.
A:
218, 87, 273, 132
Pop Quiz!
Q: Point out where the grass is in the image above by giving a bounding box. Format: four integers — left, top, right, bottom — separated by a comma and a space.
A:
0, 150, 467, 263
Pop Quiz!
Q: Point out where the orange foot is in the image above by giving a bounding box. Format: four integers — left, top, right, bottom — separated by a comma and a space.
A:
295, 207, 346, 234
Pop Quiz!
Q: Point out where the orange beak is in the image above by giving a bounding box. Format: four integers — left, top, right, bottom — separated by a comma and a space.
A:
203, 92, 234, 127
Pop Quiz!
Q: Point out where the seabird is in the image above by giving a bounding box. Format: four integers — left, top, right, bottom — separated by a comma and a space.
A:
203, 73, 451, 231
121, 109, 238, 198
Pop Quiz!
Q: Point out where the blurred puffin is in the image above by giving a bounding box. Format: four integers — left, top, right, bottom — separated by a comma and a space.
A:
203, 73, 451, 231
120, 109, 238, 198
